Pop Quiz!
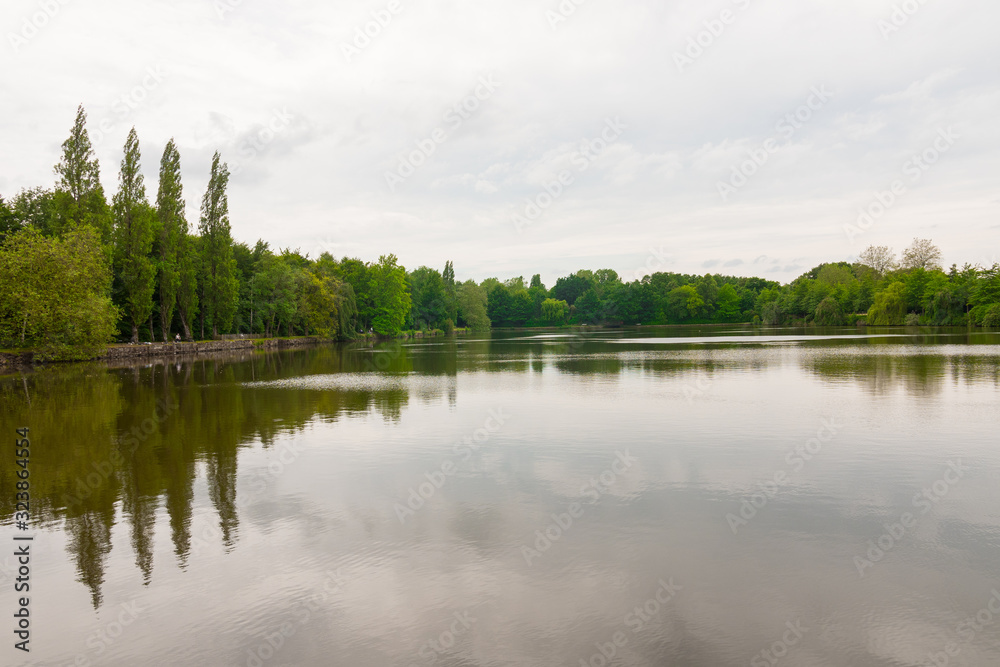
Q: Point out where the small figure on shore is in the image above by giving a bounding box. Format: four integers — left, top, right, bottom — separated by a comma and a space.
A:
174, 333, 181, 342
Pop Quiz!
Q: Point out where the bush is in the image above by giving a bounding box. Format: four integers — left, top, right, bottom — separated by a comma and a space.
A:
983, 304, 1000, 328
905, 313, 921, 326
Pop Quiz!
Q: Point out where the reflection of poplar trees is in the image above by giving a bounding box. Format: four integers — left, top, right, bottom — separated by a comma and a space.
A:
0, 344, 433, 603
65, 506, 114, 609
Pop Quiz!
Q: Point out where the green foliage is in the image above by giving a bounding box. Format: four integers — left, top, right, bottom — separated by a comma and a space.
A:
715, 284, 741, 322
176, 233, 200, 340
442, 260, 457, 324
112, 128, 156, 343
667, 285, 704, 322
551, 272, 594, 306
541, 298, 568, 324
156, 138, 185, 342
457, 280, 490, 331
198, 152, 238, 338
371, 254, 410, 336
867, 282, 908, 325
982, 304, 1000, 328
814, 296, 844, 326
408, 266, 448, 330
53, 105, 112, 243
0, 227, 118, 360
6, 188, 60, 239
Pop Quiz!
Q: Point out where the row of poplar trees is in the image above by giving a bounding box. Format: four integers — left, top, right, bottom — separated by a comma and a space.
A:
50, 105, 237, 343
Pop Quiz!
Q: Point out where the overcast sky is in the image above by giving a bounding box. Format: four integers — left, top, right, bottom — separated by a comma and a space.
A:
2, 0, 998, 286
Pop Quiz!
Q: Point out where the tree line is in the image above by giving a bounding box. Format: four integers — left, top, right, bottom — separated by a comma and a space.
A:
1, 107, 998, 360
477, 239, 999, 329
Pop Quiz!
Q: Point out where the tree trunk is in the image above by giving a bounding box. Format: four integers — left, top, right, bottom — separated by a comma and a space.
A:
131, 323, 139, 344
149, 313, 154, 343
179, 310, 192, 342
212, 324, 218, 340
200, 308, 205, 340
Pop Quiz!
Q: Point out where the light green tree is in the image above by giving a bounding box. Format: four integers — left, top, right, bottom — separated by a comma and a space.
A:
371, 254, 411, 336
541, 298, 568, 325
867, 282, 908, 325
715, 284, 741, 321
457, 280, 490, 331
0, 227, 118, 360
53, 105, 112, 243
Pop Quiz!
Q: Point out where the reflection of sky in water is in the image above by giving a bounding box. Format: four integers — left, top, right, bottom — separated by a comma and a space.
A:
3, 329, 1000, 666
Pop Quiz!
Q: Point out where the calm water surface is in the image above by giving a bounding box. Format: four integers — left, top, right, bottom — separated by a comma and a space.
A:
2, 326, 1000, 666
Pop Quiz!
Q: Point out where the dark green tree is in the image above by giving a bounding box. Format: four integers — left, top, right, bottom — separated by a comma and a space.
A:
112, 128, 156, 344
198, 152, 239, 338
156, 139, 185, 341
442, 260, 457, 328
176, 233, 200, 340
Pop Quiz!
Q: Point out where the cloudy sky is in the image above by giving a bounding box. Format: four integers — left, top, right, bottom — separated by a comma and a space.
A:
2, 0, 997, 285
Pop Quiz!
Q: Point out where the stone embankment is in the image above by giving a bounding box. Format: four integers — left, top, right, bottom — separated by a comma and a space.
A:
0, 337, 328, 369
0, 330, 456, 370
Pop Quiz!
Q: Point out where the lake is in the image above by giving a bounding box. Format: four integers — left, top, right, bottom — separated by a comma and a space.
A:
3, 326, 1000, 666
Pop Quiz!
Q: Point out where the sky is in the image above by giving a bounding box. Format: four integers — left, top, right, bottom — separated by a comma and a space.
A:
1, 0, 998, 287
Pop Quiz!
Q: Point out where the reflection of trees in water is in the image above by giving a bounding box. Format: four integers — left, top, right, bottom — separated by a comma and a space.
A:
798, 352, 1000, 395
0, 344, 450, 607
65, 509, 114, 609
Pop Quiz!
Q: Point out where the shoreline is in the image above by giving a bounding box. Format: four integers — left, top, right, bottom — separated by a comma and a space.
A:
0, 329, 459, 371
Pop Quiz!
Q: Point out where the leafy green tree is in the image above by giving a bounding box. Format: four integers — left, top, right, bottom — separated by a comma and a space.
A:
867, 282, 908, 325
9, 187, 60, 237
0, 196, 19, 242
296, 270, 340, 338
371, 254, 410, 336
715, 284, 741, 321
541, 298, 568, 325
155, 139, 185, 341
457, 280, 490, 331
254, 254, 296, 337
667, 285, 703, 322
112, 128, 156, 344
486, 283, 511, 326
335, 258, 375, 332
442, 260, 457, 327
814, 296, 844, 326
574, 288, 601, 322
0, 227, 118, 360
970, 265, 1000, 325
176, 233, 200, 340
198, 152, 238, 338
408, 266, 448, 330
53, 105, 112, 243
551, 272, 595, 306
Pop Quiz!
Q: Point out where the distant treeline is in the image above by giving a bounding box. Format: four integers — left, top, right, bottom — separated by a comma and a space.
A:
1, 106, 998, 360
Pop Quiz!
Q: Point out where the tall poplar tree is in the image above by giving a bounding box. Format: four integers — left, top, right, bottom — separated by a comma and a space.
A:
53, 105, 112, 243
112, 127, 156, 343
156, 139, 185, 341
176, 233, 200, 341
443, 260, 457, 326
198, 152, 238, 338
